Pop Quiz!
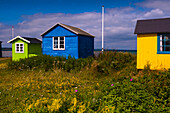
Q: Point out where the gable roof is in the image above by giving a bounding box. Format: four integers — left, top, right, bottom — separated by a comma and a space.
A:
8, 36, 42, 44
22, 37, 42, 43
41, 23, 95, 38
134, 18, 170, 34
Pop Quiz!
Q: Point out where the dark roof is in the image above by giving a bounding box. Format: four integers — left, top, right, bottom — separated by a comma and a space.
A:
22, 37, 42, 43
8, 36, 42, 44
41, 23, 95, 38
134, 18, 170, 34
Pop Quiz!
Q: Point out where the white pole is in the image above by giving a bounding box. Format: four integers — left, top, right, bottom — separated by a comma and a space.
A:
102, 5, 104, 52
12, 26, 14, 39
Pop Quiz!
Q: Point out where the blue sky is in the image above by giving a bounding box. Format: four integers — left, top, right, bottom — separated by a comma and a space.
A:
1, 0, 170, 49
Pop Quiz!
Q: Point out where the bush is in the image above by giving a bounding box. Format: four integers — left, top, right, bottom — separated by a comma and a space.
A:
98, 69, 169, 112
8, 55, 55, 71
97, 52, 135, 75
7, 55, 94, 72
7, 52, 136, 74
2, 52, 169, 112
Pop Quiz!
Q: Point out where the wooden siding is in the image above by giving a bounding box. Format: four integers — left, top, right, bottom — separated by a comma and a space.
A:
42, 25, 79, 59
78, 36, 94, 58
44, 26, 76, 37
137, 34, 170, 70
28, 43, 42, 57
12, 39, 28, 61
11, 39, 41, 61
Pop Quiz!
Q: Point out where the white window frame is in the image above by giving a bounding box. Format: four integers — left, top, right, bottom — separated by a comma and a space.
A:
15, 43, 24, 53
53, 37, 65, 50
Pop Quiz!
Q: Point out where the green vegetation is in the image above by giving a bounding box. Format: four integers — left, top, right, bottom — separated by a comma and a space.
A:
0, 52, 169, 112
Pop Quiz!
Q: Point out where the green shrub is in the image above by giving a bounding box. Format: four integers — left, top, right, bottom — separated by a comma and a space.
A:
100, 72, 169, 112
1, 52, 169, 112
8, 55, 55, 71
7, 52, 136, 74
7, 55, 94, 72
97, 52, 135, 75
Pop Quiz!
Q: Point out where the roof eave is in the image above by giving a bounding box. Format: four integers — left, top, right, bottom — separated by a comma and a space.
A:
7, 36, 30, 43
41, 23, 79, 36
41, 23, 95, 37
36, 38, 42, 42
135, 31, 170, 34
41, 23, 60, 36
78, 34, 95, 38
59, 23, 79, 35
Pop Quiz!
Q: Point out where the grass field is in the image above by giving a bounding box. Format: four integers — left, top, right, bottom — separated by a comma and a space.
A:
0, 52, 169, 112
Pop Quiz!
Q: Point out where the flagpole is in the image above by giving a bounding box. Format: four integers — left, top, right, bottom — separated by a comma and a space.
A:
102, 5, 104, 52
12, 26, 14, 39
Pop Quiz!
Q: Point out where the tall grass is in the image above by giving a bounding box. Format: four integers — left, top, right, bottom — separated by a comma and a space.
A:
0, 52, 169, 112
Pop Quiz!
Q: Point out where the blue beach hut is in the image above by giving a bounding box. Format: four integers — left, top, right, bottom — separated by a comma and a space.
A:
41, 23, 95, 59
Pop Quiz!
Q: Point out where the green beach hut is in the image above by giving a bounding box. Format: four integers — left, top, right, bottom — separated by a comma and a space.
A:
8, 36, 42, 61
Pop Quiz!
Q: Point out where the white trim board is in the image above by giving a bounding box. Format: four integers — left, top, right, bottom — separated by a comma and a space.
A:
53, 36, 65, 50
8, 36, 30, 43
15, 43, 24, 53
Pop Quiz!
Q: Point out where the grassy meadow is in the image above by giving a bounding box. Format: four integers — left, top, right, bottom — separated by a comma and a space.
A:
0, 52, 169, 113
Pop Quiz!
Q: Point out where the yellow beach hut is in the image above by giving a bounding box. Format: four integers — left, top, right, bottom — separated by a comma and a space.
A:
134, 18, 170, 70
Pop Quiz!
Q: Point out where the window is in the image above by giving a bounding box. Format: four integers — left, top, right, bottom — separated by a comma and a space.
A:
53, 37, 65, 50
15, 43, 24, 53
158, 34, 170, 53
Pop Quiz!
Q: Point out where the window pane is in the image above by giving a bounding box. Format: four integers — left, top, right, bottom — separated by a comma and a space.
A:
54, 44, 58, 48
60, 37, 64, 41
20, 47, 23, 51
159, 34, 170, 52
60, 41, 64, 44
54, 37, 58, 48
166, 34, 170, 39
163, 45, 165, 51
165, 47, 170, 51
20, 47, 23, 50
54, 37, 58, 42
162, 35, 165, 40
16, 47, 19, 51
165, 40, 170, 45
165, 35, 170, 46
16, 44, 19, 52
60, 45, 64, 48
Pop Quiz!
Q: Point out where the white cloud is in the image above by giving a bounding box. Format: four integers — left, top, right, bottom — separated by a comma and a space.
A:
2, 0, 170, 49
0, 8, 139, 49
137, 0, 170, 12
3, 5, 169, 49
0, 23, 11, 46
144, 9, 164, 18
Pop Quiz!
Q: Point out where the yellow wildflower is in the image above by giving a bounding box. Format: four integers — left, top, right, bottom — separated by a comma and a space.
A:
48, 99, 62, 112
26, 104, 33, 111
77, 103, 86, 113
34, 99, 40, 107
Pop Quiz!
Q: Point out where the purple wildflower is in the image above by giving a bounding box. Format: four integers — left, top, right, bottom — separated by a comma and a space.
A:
111, 84, 114, 86
130, 78, 133, 81
75, 90, 78, 92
